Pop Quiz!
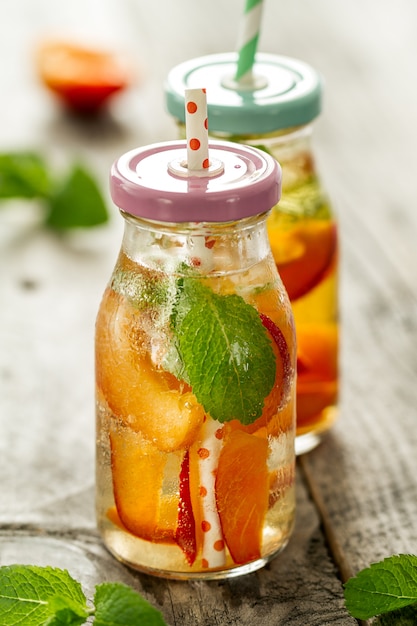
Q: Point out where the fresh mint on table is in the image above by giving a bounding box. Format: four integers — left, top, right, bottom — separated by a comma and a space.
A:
0, 564, 167, 626
0, 152, 51, 199
170, 276, 276, 425
0, 151, 109, 229
344, 554, 417, 621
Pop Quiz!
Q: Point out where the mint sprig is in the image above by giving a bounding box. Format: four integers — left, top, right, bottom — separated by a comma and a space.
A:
0, 151, 109, 229
344, 554, 417, 620
0, 153, 50, 199
0, 565, 167, 626
171, 277, 276, 425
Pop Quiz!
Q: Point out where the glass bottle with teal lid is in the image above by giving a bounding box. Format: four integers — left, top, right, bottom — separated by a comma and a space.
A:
165, 53, 339, 455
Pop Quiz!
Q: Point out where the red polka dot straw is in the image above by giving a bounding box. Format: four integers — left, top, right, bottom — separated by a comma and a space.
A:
195, 418, 226, 569
185, 88, 209, 172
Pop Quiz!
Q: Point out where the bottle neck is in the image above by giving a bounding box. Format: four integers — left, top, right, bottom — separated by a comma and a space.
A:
120, 211, 272, 276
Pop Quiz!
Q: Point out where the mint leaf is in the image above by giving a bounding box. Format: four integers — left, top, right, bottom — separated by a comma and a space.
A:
0, 151, 109, 230
171, 277, 276, 424
46, 163, 108, 229
0, 565, 168, 626
0, 152, 50, 199
94, 582, 166, 626
374, 604, 417, 625
0, 565, 89, 626
344, 555, 417, 620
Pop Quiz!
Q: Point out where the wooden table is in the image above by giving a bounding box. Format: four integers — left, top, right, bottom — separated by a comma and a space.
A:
1, 1, 417, 624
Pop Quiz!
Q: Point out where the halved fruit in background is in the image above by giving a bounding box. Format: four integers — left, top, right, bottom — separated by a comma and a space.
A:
270, 220, 337, 301
215, 430, 269, 564
37, 40, 132, 114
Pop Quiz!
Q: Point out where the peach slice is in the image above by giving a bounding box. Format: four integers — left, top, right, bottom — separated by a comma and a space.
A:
296, 324, 338, 429
215, 430, 269, 564
110, 424, 178, 541
96, 288, 205, 452
269, 220, 337, 301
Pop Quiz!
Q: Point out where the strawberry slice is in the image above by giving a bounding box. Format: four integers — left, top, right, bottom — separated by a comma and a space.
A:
259, 313, 292, 409
175, 451, 197, 565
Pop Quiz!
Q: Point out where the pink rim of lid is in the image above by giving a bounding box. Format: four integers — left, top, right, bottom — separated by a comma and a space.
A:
110, 140, 281, 223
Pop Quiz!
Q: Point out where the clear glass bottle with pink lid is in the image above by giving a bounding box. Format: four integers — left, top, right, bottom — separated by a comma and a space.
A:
95, 90, 296, 579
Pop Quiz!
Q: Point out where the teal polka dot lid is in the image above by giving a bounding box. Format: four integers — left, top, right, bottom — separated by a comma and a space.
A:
164, 52, 323, 135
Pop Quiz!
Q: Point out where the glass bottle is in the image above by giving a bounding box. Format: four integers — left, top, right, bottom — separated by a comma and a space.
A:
165, 53, 339, 455
95, 140, 296, 580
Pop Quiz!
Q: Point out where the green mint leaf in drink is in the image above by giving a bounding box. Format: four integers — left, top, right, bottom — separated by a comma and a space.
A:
46, 163, 109, 229
0, 152, 51, 199
344, 554, 417, 620
94, 582, 167, 626
171, 277, 276, 425
0, 565, 89, 626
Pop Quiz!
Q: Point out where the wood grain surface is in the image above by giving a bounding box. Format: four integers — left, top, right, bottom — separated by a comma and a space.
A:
1, 1, 417, 624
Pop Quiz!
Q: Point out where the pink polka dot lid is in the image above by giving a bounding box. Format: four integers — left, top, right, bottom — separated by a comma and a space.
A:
110, 139, 282, 223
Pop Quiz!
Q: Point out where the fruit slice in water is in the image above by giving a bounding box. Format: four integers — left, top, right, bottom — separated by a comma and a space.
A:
224, 314, 294, 438
175, 451, 197, 565
215, 430, 269, 564
296, 324, 338, 429
96, 289, 205, 452
110, 424, 178, 541
270, 220, 337, 301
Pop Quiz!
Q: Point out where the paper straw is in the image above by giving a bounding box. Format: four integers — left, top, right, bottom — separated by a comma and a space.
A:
235, 0, 264, 84
185, 88, 209, 172
195, 418, 226, 569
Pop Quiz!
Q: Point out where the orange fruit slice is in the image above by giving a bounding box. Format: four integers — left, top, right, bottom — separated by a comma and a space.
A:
297, 324, 338, 383
215, 430, 269, 564
96, 288, 205, 452
37, 40, 131, 113
110, 424, 178, 541
296, 324, 338, 429
269, 220, 337, 301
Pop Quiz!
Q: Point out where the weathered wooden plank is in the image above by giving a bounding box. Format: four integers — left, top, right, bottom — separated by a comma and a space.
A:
0, 472, 356, 625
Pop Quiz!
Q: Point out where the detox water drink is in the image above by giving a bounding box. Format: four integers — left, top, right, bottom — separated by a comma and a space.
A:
95, 141, 296, 579
165, 53, 339, 454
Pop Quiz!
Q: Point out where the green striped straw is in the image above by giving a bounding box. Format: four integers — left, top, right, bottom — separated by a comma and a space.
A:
235, 0, 264, 84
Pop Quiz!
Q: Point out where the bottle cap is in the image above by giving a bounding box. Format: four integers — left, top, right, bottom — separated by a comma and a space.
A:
164, 52, 322, 135
110, 140, 281, 222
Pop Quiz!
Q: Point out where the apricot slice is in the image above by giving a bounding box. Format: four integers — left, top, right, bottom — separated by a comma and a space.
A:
296, 380, 338, 431
297, 324, 338, 382
110, 424, 178, 541
269, 220, 337, 301
96, 288, 205, 452
296, 324, 338, 429
37, 40, 131, 113
215, 430, 269, 564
